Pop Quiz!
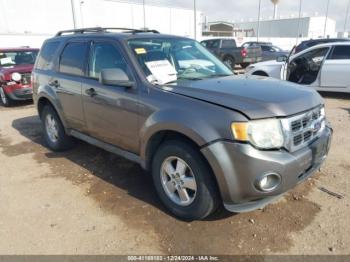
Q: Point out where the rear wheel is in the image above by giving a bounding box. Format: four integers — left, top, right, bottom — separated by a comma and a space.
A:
0, 86, 12, 107
41, 105, 75, 151
223, 56, 235, 70
152, 140, 220, 220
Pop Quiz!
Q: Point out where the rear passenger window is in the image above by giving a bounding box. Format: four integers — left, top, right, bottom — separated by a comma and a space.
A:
36, 41, 60, 70
222, 40, 235, 48
329, 46, 350, 60
59, 42, 88, 76
88, 42, 130, 79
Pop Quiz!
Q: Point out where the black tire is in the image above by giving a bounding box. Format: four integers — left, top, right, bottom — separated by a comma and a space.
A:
0, 86, 12, 107
41, 105, 75, 151
240, 63, 250, 69
223, 56, 235, 70
151, 140, 220, 220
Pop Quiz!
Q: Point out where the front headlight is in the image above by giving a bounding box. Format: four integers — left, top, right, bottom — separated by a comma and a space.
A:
11, 72, 22, 82
231, 119, 284, 149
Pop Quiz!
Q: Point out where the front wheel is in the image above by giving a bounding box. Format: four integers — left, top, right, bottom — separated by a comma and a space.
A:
0, 86, 12, 107
152, 140, 220, 220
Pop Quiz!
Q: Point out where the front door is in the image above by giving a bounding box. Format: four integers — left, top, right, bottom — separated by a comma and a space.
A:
82, 41, 139, 153
286, 47, 329, 85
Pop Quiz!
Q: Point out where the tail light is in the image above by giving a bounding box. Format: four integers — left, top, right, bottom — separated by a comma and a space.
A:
241, 48, 247, 58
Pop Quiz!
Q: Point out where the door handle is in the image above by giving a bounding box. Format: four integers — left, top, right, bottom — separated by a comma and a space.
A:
49, 80, 60, 88
85, 88, 97, 97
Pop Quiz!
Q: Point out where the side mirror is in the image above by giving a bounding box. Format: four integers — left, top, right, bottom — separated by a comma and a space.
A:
99, 68, 134, 88
276, 55, 287, 62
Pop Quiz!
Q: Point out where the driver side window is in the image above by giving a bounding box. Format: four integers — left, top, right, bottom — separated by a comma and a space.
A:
88, 42, 131, 80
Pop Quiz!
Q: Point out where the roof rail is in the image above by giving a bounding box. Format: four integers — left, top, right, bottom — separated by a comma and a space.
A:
55, 27, 160, 36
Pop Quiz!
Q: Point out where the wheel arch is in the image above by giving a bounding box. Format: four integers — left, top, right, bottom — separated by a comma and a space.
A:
143, 129, 204, 170
36, 95, 68, 129
252, 70, 269, 77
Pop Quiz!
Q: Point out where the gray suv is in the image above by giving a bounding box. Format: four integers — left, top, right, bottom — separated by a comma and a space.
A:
33, 27, 332, 220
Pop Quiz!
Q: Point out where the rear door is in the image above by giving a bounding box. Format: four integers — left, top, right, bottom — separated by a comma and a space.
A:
55, 41, 89, 131
320, 45, 350, 89
82, 40, 139, 153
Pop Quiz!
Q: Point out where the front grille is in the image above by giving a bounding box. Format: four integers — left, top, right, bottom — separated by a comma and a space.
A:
20, 73, 31, 85
281, 106, 325, 152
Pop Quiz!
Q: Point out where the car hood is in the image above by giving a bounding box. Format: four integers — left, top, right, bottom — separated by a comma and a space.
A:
165, 75, 323, 119
0, 64, 34, 81
0, 64, 34, 74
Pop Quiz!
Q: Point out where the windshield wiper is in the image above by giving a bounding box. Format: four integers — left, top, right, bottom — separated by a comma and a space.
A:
165, 76, 204, 84
204, 74, 232, 79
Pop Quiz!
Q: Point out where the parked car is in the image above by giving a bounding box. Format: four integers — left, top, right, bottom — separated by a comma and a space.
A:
0, 47, 39, 106
200, 38, 262, 68
242, 41, 289, 61
295, 38, 350, 54
246, 42, 350, 93
33, 27, 332, 220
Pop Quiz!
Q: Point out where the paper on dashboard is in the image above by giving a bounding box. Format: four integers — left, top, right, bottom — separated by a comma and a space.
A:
145, 60, 177, 84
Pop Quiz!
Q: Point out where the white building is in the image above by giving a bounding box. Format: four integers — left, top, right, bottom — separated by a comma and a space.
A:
0, 0, 202, 48
204, 16, 337, 50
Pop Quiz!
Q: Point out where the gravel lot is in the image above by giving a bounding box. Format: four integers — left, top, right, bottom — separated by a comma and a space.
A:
0, 93, 349, 255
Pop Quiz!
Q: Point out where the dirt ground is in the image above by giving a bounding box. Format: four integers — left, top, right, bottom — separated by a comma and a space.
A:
0, 93, 349, 255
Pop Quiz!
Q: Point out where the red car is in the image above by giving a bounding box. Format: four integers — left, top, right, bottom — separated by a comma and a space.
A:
0, 47, 39, 106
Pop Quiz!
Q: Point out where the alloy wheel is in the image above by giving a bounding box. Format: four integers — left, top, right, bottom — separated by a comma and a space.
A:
45, 114, 59, 143
160, 156, 197, 206
0, 87, 7, 105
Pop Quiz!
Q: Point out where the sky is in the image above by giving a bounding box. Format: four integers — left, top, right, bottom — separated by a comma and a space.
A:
128, 0, 350, 31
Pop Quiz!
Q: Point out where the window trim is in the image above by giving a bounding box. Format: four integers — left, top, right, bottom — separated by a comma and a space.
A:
58, 40, 90, 77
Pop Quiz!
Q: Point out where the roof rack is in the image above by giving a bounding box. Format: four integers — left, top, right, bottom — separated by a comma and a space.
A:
55, 27, 160, 36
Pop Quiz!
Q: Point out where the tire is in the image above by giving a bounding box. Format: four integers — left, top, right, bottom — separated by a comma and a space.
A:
240, 63, 250, 69
151, 140, 220, 220
0, 86, 12, 107
41, 105, 75, 151
223, 56, 235, 70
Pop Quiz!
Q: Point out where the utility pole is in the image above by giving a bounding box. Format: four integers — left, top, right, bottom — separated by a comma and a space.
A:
324, 0, 330, 38
344, 0, 350, 36
143, 0, 146, 29
257, 0, 262, 42
296, 0, 303, 44
71, 0, 77, 29
80, 1, 84, 28
194, 0, 197, 40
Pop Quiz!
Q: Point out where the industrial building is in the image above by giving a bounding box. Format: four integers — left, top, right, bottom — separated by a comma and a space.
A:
0, 0, 202, 47
203, 16, 337, 49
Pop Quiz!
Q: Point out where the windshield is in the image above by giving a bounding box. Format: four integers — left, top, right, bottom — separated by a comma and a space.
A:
0, 50, 39, 67
128, 38, 233, 84
272, 46, 283, 52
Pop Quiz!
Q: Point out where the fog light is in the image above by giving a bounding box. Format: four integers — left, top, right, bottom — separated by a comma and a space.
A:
255, 173, 281, 192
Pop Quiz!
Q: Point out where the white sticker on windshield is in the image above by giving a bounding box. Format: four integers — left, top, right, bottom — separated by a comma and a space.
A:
0, 57, 13, 65
145, 60, 177, 85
